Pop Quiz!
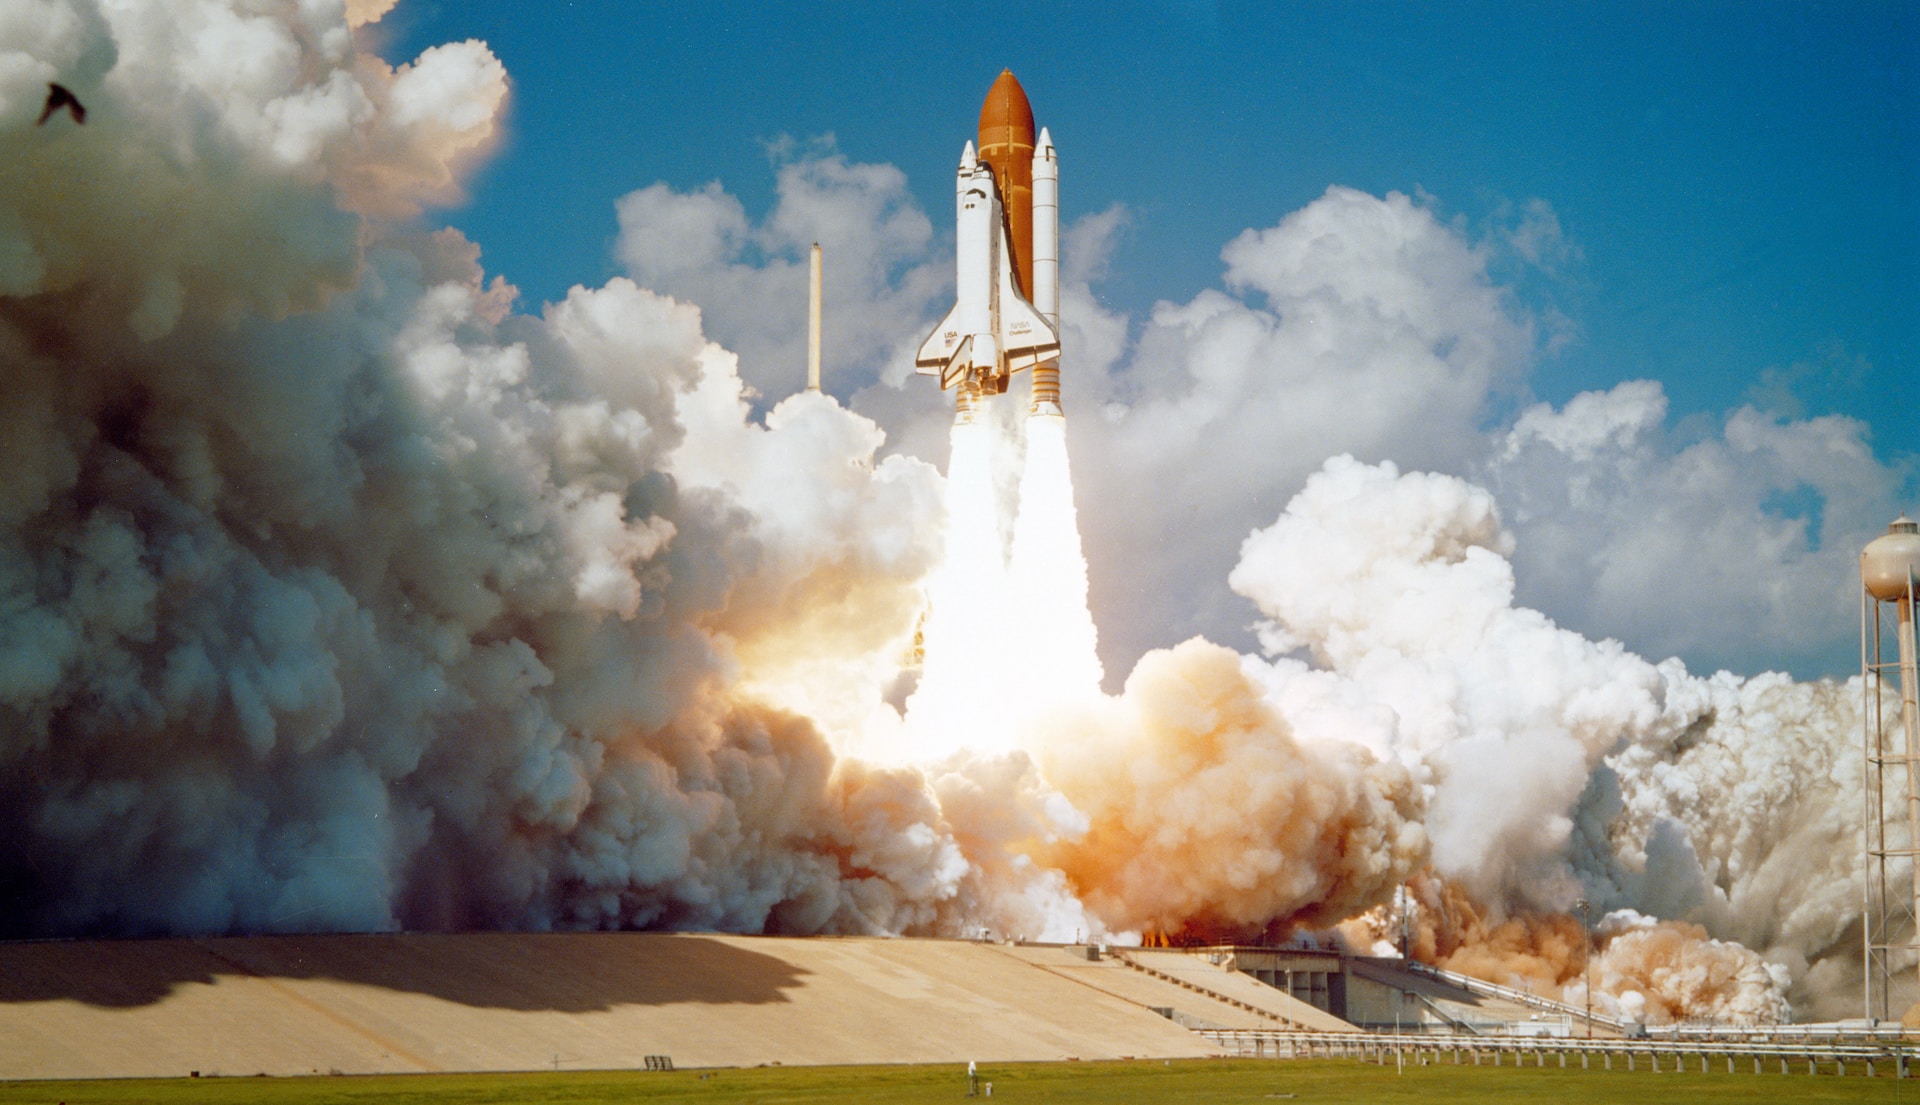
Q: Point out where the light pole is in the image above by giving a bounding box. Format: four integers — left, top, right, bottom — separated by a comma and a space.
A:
1576, 898, 1593, 1040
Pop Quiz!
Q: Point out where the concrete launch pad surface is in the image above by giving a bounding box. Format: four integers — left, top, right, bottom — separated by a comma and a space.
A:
1123, 949, 1357, 1032
0, 933, 1227, 1079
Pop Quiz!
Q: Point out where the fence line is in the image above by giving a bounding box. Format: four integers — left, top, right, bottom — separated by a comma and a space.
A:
1641, 1020, 1911, 1042
1196, 1028, 1914, 1078
1399, 961, 1912, 1043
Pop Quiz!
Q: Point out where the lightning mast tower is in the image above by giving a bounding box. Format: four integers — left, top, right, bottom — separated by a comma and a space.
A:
807, 243, 823, 393
1863, 515, 1920, 1020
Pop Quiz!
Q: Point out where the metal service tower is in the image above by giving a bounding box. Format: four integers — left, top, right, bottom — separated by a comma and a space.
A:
1863, 515, 1920, 1020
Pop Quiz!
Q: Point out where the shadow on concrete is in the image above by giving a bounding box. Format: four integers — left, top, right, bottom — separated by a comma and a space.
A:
0, 931, 811, 1011
1349, 957, 1492, 1007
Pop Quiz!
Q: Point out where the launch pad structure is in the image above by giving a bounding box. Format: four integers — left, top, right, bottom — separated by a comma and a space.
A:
1862, 516, 1920, 1022
0, 932, 1615, 1081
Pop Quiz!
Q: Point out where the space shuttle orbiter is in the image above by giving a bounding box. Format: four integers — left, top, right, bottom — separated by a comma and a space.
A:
917, 70, 1062, 423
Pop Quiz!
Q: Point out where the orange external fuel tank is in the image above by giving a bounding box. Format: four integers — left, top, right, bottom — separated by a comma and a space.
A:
976, 70, 1036, 300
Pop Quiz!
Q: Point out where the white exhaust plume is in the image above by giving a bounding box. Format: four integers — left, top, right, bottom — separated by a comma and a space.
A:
1, 0, 1895, 1027
901, 420, 1015, 762
1007, 416, 1103, 710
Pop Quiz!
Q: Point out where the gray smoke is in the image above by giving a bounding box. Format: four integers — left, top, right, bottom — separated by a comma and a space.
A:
0, 0, 986, 939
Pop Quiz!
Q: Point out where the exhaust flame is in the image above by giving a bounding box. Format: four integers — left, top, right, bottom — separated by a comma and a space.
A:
903, 420, 1015, 761
904, 407, 1103, 761
1008, 415, 1104, 712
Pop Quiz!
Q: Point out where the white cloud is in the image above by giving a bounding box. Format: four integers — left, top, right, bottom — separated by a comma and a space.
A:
1485, 381, 1907, 676
614, 147, 947, 406
1071, 187, 1537, 678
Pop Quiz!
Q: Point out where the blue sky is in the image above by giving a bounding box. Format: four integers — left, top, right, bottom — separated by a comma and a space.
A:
380, 0, 1916, 447
371, 0, 1916, 680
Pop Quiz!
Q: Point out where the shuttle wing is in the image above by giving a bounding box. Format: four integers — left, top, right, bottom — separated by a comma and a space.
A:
997, 264, 1058, 373
916, 303, 965, 378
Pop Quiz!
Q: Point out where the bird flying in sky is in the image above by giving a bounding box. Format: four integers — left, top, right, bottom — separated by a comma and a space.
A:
36, 83, 85, 126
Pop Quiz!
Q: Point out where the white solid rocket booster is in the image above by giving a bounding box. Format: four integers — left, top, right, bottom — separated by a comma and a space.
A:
1029, 126, 1061, 417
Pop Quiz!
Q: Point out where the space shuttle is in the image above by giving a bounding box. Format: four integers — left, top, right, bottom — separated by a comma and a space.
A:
917, 70, 1062, 423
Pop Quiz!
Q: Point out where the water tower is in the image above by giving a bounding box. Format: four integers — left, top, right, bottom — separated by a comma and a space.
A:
1862, 516, 1920, 1020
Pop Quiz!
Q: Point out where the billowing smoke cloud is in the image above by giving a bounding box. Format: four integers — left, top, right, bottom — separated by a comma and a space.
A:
1070, 187, 1540, 672
1231, 456, 1682, 912
1588, 912, 1794, 1027
1342, 880, 1793, 1025
1232, 456, 1877, 1018
0, 0, 986, 939
3, 0, 1909, 1031
1037, 638, 1426, 938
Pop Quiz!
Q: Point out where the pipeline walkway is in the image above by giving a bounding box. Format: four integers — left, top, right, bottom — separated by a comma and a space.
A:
1401, 961, 1629, 1033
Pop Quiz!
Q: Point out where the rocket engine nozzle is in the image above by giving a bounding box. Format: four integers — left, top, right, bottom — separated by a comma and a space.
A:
955, 378, 986, 425
1029, 361, 1061, 418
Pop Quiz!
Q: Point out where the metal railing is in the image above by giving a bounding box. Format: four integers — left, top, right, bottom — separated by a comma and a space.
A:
1196, 1028, 1916, 1077
1393, 961, 1920, 1043
1642, 1021, 1913, 1042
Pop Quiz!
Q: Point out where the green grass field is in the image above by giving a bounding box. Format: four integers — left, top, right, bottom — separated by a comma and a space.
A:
2, 1058, 1910, 1104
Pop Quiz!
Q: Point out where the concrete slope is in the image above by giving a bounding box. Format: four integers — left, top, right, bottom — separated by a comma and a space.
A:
1117, 950, 1356, 1032
0, 933, 1214, 1080
1000, 946, 1353, 1033
1001, 946, 1278, 1030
